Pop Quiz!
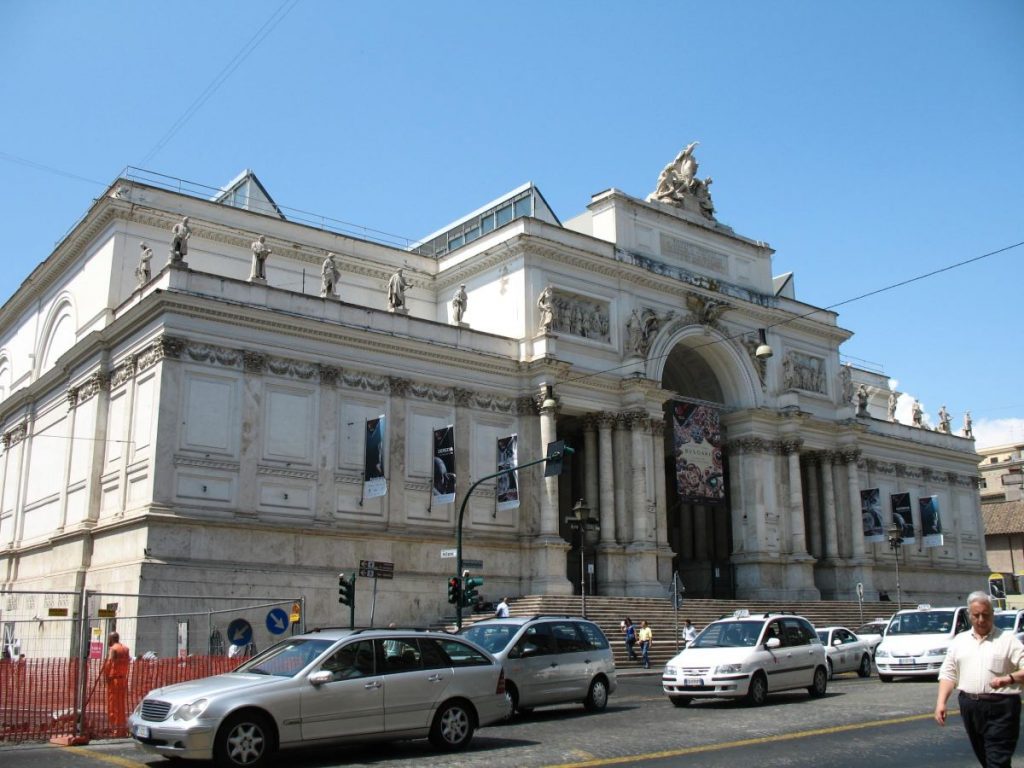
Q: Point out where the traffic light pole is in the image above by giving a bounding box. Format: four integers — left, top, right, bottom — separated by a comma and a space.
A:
455, 445, 572, 630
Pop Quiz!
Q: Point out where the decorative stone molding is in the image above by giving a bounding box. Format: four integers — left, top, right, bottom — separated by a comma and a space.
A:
818, 450, 837, 465
136, 335, 185, 372
185, 342, 243, 368
779, 438, 804, 455
684, 292, 730, 329
728, 437, 771, 455
839, 448, 861, 465
265, 356, 317, 380
257, 465, 317, 480
109, 357, 136, 389
617, 248, 776, 308
407, 381, 451, 401
868, 460, 898, 475
624, 411, 649, 430
2, 423, 28, 449
946, 471, 960, 486
740, 333, 768, 389
342, 371, 389, 393
595, 412, 616, 429
470, 393, 517, 413
67, 372, 110, 408
387, 376, 410, 397
516, 395, 539, 416
173, 455, 240, 472
648, 418, 665, 435
895, 463, 908, 478
243, 351, 267, 374
453, 388, 474, 408
319, 365, 340, 386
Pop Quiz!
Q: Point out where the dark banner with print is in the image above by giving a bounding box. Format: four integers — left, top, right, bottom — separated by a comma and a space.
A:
496, 434, 519, 512
432, 426, 456, 505
363, 416, 386, 499
890, 492, 915, 544
920, 495, 943, 547
671, 402, 724, 503
861, 488, 885, 542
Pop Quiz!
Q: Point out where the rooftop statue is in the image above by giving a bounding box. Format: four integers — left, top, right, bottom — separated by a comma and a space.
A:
136, 242, 153, 287
321, 253, 340, 298
250, 235, 271, 281
169, 216, 191, 263
451, 284, 468, 324
647, 142, 717, 221
387, 268, 409, 310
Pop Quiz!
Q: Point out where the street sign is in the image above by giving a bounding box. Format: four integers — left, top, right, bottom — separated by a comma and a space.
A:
266, 608, 289, 635
227, 618, 253, 647
462, 558, 483, 569
440, 548, 457, 559
359, 559, 395, 579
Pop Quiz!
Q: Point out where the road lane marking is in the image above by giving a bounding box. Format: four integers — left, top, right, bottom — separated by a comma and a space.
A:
543, 710, 955, 767
59, 747, 148, 768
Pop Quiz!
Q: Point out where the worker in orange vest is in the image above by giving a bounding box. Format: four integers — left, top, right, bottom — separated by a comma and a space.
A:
102, 632, 130, 737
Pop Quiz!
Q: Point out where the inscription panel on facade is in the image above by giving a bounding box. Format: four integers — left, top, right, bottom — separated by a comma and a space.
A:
659, 232, 728, 276
263, 385, 316, 464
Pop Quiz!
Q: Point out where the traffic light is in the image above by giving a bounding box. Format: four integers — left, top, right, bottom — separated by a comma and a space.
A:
462, 572, 484, 607
544, 440, 571, 477
338, 572, 356, 606
447, 576, 462, 605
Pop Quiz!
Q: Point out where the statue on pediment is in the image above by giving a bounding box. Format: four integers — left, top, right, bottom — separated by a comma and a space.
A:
648, 142, 717, 221
136, 242, 153, 286
250, 235, 271, 281
169, 216, 191, 262
321, 253, 340, 298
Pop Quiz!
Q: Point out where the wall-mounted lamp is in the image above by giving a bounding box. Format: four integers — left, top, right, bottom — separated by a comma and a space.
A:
755, 328, 773, 360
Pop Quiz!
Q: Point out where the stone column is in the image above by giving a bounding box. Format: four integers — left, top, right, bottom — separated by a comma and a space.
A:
238, 351, 266, 516
596, 413, 615, 545
804, 454, 822, 558
583, 415, 599, 522
629, 412, 649, 543
843, 448, 865, 560
382, 376, 408, 527
538, 389, 559, 536
314, 366, 341, 523
652, 418, 669, 549
613, 413, 628, 543
820, 451, 839, 559
781, 438, 807, 556
5, 420, 31, 544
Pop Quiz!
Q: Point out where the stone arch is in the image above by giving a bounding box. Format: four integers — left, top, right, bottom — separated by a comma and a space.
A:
36, 295, 77, 377
0, 352, 9, 402
645, 321, 761, 409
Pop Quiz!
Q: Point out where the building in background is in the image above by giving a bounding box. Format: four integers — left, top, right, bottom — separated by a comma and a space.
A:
0, 152, 986, 654
979, 443, 1024, 593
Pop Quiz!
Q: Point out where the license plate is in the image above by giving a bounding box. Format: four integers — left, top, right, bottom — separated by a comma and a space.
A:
134, 724, 150, 738
896, 657, 911, 665
684, 677, 703, 686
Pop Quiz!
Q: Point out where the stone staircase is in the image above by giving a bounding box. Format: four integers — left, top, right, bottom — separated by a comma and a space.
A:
462, 594, 899, 670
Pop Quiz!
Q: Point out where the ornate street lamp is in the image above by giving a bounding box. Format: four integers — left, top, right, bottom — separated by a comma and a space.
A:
887, 524, 904, 611
565, 499, 600, 618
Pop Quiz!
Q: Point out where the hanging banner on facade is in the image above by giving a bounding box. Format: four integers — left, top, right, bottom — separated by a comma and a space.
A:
432, 426, 456, 505
861, 488, 885, 542
671, 402, 724, 503
496, 434, 519, 512
363, 416, 387, 499
919, 495, 943, 547
890, 492, 916, 544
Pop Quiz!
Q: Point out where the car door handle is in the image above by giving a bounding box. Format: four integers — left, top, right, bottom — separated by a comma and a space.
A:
363, 680, 381, 690
428, 674, 444, 682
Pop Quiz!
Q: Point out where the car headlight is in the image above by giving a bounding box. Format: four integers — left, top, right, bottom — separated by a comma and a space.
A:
875, 649, 890, 658
927, 647, 948, 656
716, 663, 743, 674
665, 666, 677, 676
172, 699, 210, 721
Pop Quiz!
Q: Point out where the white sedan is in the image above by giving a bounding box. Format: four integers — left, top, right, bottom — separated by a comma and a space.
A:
816, 626, 874, 679
854, 619, 890, 657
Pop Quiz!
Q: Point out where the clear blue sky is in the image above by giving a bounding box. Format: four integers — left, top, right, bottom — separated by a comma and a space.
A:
1, 1, 1021, 446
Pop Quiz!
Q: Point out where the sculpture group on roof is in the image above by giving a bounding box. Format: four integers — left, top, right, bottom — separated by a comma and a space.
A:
648, 142, 716, 220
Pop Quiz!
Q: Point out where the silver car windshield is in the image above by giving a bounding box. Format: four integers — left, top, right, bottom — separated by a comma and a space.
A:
691, 621, 763, 648
235, 638, 334, 677
886, 610, 954, 635
460, 623, 518, 653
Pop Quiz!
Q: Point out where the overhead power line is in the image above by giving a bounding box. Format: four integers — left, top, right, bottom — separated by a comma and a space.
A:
137, 0, 300, 167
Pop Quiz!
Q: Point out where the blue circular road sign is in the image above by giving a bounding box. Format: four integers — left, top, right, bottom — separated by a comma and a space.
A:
227, 618, 253, 646
266, 607, 289, 635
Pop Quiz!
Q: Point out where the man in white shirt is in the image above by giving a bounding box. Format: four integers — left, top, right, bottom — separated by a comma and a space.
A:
935, 591, 1024, 767
495, 597, 510, 618
683, 620, 698, 646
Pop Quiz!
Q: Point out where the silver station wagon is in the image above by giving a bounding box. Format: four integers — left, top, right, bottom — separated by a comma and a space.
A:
460, 615, 617, 715
129, 627, 509, 767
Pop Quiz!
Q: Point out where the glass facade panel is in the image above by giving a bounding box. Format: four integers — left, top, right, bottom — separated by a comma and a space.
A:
495, 204, 513, 226
513, 196, 532, 217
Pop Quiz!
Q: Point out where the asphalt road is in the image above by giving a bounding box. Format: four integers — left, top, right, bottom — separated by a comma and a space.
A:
0, 673, 989, 767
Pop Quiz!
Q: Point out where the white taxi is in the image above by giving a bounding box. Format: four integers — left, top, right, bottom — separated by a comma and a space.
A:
874, 604, 969, 682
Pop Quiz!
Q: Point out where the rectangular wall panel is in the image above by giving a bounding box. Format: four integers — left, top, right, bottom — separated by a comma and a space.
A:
182, 371, 238, 455
263, 386, 315, 463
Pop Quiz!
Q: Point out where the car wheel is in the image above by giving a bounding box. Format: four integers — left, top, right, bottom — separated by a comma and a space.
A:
745, 672, 768, 706
857, 654, 872, 678
879, 674, 893, 683
504, 683, 520, 718
807, 666, 828, 697
826, 659, 834, 680
429, 699, 475, 751
583, 677, 609, 712
670, 696, 691, 708
214, 711, 274, 768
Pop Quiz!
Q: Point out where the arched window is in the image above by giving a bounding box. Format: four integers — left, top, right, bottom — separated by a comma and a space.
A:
37, 298, 76, 376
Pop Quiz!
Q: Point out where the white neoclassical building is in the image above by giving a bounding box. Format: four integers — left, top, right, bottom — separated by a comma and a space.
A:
0, 154, 986, 632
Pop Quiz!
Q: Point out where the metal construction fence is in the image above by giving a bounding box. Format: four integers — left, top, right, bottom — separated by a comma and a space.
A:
1, 588, 305, 743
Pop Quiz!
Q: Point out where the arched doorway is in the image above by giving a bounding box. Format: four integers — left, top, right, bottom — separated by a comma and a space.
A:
661, 343, 733, 598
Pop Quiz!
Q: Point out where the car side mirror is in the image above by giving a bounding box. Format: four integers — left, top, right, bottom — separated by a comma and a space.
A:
308, 670, 333, 686
833, 638, 843, 647
765, 637, 781, 650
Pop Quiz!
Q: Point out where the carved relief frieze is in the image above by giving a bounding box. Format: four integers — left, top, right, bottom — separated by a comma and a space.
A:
333, 472, 362, 486
265, 356, 317, 380
946, 471, 960, 486
243, 351, 267, 373
543, 289, 611, 342
173, 455, 240, 472
387, 376, 410, 397
67, 372, 110, 409
471, 393, 517, 413
2, 423, 28, 449
684, 292, 730, 328
136, 335, 186, 372
185, 343, 242, 368
407, 382, 451, 401
779, 438, 804, 455
595, 412, 616, 430
453, 388, 474, 408
869, 460, 898, 475
109, 357, 136, 389
617, 248, 776, 308
782, 351, 827, 395
840, 448, 861, 465
902, 466, 923, 480
341, 371, 389, 392
516, 395, 539, 416
728, 437, 770, 455
319, 365, 340, 386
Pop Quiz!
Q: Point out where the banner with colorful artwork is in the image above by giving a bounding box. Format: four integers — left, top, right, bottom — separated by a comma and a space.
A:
363, 416, 387, 499
861, 488, 885, 542
671, 402, 724, 502
890, 492, 915, 544
432, 426, 456, 505
919, 495, 943, 547
496, 434, 519, 512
